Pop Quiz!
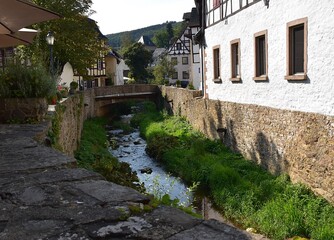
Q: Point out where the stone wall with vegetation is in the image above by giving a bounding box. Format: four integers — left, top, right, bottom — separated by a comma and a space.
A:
160, 86, 334, 203
0, 98, 48, 123
51, 90, 95, 156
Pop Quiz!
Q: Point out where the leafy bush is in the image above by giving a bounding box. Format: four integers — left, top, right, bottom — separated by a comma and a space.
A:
70, 81, 78, 89
0, 62, 56, 98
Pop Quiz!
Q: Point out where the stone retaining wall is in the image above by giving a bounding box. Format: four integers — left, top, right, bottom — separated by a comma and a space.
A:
0, 98, 48, 123
160, 86, 334, 203
55, 90, 95, 156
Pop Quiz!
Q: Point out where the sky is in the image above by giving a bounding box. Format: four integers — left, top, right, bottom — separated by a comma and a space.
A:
90, 0, 196, 35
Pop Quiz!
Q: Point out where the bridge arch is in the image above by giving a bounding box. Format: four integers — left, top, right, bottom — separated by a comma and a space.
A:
93, 84, 160, 117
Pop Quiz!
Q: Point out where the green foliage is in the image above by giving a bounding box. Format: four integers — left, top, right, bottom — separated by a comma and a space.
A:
173, 21, 187, 39
123, 42, 153, 83
133, 102, 334, 240
152, 22, 174, 48
70, 81, 78, 89
106, 21, 180, 49
120, 32, 135, 51
0, 61, 56, 98
188, 83, 195, 90
29, 0, 106, 75
152, 56, 176, 85
152, 30, 169, 48
48, 103, 66, 151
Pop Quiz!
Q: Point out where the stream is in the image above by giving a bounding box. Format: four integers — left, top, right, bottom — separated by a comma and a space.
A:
108, 114, 228, 222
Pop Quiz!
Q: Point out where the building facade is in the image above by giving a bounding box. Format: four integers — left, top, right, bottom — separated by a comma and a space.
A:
192, 0, 334, 202
201, 0, 333, 116
167, 8, 202, 89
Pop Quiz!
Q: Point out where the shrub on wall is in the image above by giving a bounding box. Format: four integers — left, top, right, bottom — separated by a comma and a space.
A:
0, 62, 56, 99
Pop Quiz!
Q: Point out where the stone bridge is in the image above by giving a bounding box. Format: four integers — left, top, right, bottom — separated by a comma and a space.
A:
93, 84, 160, 116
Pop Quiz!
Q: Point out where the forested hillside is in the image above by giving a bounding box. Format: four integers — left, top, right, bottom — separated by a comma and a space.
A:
106, 21, 182, 49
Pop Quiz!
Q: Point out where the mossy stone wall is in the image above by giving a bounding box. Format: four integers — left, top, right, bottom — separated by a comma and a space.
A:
0, 98, 48, 123
160, 86, 334, 203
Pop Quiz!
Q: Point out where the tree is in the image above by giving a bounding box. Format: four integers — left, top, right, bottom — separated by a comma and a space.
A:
121, 32, 134, 48
123, 43, 152, 83
173, 21, 187, 39
166, 22, 174, 41
152, 30, 169, 48
152, 22, 174, 48
152, 56, 176, 85
26, 0, 106, 75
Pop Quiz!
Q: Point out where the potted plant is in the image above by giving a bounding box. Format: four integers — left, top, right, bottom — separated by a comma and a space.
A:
69, 81, 78, 95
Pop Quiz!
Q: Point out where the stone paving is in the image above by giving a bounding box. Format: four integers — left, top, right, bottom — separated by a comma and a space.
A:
0, 123, 268, 240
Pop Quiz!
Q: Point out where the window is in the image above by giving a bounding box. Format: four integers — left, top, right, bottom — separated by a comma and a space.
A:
230, 39, 241, 81
171, 57, 177, 65
176, 43, 182, 50
213, 0, 220, 9
182, 57, 188, 65
285, 18, 308, 80
97, 59, 103, 70
213, 46, 220, 81
172, 71, 178, 79
182, 71, 189, 79
254, 30, 268, 81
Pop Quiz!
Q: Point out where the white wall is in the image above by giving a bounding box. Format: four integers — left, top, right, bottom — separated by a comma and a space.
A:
167, 54, 191, 83
59, 62, 74, 87
116, 60, 126, 85
204, 0, 334, 116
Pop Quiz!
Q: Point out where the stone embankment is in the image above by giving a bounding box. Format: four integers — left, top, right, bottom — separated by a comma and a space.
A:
0, 123, 267, 240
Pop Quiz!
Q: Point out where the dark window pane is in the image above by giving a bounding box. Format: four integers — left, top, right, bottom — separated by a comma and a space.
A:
213, 48, 220, 79
232, 43, 239, 77
293, 25, 304, 73
256, 35, 266, 76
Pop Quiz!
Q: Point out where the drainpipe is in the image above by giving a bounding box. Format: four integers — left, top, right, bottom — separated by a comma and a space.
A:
200, 0, 206, 97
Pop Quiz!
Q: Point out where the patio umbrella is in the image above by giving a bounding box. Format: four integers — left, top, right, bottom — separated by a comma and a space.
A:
0, 0, 60, 34
0, 28, 38, 48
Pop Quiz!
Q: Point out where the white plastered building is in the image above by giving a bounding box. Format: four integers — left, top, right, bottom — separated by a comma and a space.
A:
200, 0, 334, 116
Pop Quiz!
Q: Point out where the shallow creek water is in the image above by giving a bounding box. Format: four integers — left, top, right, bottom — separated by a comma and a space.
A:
108, 114, 192, 206
108, 114, 228, 222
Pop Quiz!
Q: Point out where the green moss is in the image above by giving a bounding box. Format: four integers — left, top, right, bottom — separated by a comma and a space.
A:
48, 103, 66, 151
128, 205, 143, 215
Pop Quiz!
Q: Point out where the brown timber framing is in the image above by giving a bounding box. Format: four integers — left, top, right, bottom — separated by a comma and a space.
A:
206, 0, 262, 28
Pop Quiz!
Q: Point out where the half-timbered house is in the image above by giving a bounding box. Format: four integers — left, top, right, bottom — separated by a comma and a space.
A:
167, 8, 201, 88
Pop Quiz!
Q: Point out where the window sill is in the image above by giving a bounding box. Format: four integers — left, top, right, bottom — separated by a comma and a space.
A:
253, 76, 268, 81
229, 77, 241, 82
285, 74, 307, 81
213, 78, 222, 83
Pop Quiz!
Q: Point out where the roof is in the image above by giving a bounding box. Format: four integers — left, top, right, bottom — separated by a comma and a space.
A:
88, 18, 108, 40
152, 48, 166, 60
151, 48, 167, 65
183, 8, 200, 28
138, 35, 156, 47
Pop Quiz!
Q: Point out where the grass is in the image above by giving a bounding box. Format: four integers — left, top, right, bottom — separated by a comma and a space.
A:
131, 101, 334, 240
75, 106, 201, 219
